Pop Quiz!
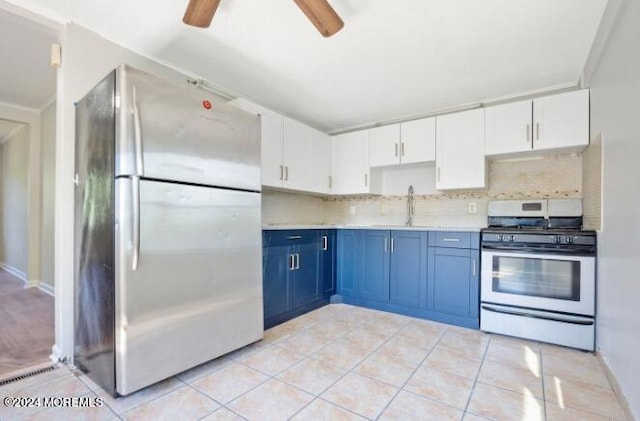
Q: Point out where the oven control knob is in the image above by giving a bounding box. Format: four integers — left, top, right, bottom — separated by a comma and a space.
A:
555, 235, 562, 244
510, 234, 517, 242
565, 236, 574, 244
497, 234, 503, 241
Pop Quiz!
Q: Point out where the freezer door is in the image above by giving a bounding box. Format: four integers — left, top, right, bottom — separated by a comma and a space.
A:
115, 178, 263, 396
115, 65, 261, 191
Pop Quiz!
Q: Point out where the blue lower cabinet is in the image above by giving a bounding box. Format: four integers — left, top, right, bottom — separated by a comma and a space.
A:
337, 230, 359, 298
335, 229, 479, 329
360, 230, 390, 302
427, 246, 480, 328
262, 230, 330, 329
321, 230, 336, 298
292, 241, 322, 308
389, 231, 428, 308
262, 244, 292, 320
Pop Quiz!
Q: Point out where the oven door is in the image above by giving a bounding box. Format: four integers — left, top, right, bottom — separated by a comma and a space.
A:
481, 250, 595, 316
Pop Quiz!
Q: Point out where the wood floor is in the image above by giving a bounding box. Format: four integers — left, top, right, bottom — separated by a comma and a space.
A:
0, 269, 54, 378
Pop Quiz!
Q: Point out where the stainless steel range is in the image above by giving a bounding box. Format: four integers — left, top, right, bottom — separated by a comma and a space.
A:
480, 199, 596, 351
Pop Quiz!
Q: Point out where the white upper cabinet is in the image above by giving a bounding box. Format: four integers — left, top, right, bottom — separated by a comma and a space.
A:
533, 89, 589, 152
229, 98, 331, 194
368, 118, 436, 167
282, 117, 315, 191
436, 108, 486, 190
369, 124, 401, 167
311, 129, 332, 194
332, 131, 378, 195
485, 90, 589, 157
485, 99, 532, 156
400, 117, 436, 164
227, 98, 284, 188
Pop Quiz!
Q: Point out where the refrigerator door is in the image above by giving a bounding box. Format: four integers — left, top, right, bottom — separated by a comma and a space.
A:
74, 70, 117, 396
115, 65, 261, 191
114, 178, 263, 395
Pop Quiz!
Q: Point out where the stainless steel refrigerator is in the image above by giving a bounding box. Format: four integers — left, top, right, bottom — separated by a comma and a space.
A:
74, 65, 263, 397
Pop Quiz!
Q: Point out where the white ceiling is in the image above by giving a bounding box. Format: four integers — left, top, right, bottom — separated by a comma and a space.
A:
0, 6, 58, 110
3, 0, 607, 132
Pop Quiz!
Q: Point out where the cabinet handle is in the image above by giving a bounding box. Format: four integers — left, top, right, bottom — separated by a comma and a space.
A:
536, 122, 540, 141
286, 235, 302, 240
401, 142, 405, 157
289, 254, 295, 271
384, 237, 388, 252
322, 235, 328, 250
279, 165, 284, 180
285, 166, 289, 181
437, 167, 441, 182
443, 238, 461, 242
472, 258, 476, 276
526, 124, 530, 143
329, 175, 332, 189
364, 173, 368, 187
295, 253, 300, 269
391, 238, 395, 253
395, 143, 399, 157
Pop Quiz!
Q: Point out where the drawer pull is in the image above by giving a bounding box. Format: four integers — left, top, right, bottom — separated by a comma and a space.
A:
287, 235, 302, 240
443, 238, 461, 242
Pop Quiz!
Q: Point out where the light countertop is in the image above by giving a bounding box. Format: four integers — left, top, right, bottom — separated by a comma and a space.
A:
262, 224, 483, 232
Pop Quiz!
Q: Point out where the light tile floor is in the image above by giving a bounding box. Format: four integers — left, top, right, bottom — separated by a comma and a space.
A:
0, 304, 629, 420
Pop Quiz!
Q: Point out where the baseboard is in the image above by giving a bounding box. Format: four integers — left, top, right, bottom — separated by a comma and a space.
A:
24, 279, 39, 288
596, 349, 635, 421
0, 262, 27, 282
38, 282, 55, 297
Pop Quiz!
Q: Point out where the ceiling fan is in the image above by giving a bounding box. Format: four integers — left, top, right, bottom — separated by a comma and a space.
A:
183, 0, 344, 37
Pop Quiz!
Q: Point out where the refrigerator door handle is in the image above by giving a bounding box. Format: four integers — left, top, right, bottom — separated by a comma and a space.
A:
132, 176, 141, 271
132, 86, 145, 176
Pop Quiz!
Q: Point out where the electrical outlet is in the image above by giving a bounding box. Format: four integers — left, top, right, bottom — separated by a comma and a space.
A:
468, 202, 477, 214
350, 205, 357, 215
380, 204, 389, 215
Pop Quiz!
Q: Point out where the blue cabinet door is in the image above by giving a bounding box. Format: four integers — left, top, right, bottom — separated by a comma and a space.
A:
428, 247, 479, 318
293, 240, 322, 308
337, 230, 360, 297
389, 231, 428, 308
321, 230, 336, 297
262, 244, 292, 321
360, 230, 390, 302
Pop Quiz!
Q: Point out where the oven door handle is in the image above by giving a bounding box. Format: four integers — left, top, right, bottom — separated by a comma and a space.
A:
481, 305, 594, 326
481, 245, 596, 255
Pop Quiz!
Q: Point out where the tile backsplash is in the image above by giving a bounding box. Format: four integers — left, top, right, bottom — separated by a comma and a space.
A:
262, 153, 583, 227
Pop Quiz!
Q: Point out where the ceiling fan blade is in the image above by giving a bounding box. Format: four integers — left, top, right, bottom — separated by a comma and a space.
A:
294, 0, 344, 37
183, 0, 222, 28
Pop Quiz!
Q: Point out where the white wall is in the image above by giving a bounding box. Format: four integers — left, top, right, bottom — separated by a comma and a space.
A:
0, 102, 42, 284
0, 124, 29, 278
40, 100, 55, 289
586, 0, 640, 417
54, 24, 198, 360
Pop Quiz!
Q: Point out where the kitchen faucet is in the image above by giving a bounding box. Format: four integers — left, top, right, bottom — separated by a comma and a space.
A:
405, 185, 414, 226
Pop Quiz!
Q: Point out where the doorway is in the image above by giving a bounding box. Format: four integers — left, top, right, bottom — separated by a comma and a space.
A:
0, 6, 59, 378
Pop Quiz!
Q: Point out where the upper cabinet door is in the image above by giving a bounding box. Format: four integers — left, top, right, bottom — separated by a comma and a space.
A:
369, 124, 401, 167
400, 117, 436, 164
436, 108, 486, 190
282, 117, 314, 192
311, 129, 332, 194
227, 98, 284, 188
331, 131, 370, 195
533, 90, 589, 151
485, 100, 533, 156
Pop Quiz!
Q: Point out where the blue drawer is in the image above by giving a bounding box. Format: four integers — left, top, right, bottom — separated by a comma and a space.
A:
430, 231, 476, 249
263, 230, 321, 247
